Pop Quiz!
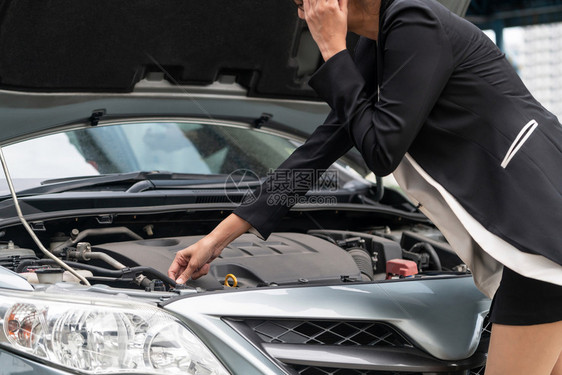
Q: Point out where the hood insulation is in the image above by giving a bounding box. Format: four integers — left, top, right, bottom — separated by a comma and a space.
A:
0, 0, 322, 99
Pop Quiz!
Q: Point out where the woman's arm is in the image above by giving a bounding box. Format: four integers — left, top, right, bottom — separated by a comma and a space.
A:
233, 114, 354, 239
168, 213, 251, 284
309, 3, 455, 176
167, 115, 354, 282
166, 30, 382, 283
234, 37, 378, 239
168, 107, 358, 283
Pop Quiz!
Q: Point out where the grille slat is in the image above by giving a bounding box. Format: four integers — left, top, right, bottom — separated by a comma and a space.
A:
294, 365, 486, 375
470, 367, 486, 375
245, 319, 412, 348
293, 365, 420, 375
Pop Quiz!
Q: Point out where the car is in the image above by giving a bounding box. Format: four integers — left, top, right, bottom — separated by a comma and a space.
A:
0, 0, 490, 374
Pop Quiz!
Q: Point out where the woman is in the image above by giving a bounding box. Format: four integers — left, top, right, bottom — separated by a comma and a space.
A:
168, 0, 562, 373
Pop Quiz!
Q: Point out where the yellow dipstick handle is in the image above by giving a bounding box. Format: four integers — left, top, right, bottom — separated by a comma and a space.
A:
224, 274, 238, 287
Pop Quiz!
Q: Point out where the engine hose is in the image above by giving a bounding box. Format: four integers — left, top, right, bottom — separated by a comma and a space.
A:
0, 148, 90, 286
347, 247, 374, 281
52, 227, 143, 255
409, 242, 442, 271
68, 250, 127, 270
16, 259, 177, 288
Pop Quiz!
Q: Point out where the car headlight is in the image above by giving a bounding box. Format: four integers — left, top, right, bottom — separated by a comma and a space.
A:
0, 290, 230, 375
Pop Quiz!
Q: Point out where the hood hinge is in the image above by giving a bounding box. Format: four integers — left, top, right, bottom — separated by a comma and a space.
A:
89, 109, 106, 126
252, 113, 272, 129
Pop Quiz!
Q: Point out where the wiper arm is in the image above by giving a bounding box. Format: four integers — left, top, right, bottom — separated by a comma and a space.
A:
7, 171, 261, 197
11, 171, 149, 196
40, 171, 229, 185
127, 172, 263, 192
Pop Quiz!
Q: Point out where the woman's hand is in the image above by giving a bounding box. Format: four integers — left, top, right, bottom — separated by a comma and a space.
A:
168, 237, 220, 284
167, 213, 252, 284
301, 0, 348, 61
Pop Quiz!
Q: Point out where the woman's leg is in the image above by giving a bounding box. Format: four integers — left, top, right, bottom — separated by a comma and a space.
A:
484, 321, 562, 375
551, 352, 562, 375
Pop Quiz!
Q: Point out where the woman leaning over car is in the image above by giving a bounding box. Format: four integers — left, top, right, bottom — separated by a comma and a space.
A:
168, 0, 562, 373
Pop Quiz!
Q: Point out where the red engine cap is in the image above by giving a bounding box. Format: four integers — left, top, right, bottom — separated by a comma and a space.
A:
386, 259, 418, 278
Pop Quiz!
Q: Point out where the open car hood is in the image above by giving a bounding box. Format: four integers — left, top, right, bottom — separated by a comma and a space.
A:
0, 0, 317, 98
0, 0, 469, 146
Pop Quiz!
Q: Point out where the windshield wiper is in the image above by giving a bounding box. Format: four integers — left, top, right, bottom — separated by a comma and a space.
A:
5, 171, 261, 197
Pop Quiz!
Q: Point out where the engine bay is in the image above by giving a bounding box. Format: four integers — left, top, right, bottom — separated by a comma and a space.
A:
1, 217, 470, 293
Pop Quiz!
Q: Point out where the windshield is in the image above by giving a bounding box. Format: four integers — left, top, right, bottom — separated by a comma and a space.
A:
0, 121, 308, 193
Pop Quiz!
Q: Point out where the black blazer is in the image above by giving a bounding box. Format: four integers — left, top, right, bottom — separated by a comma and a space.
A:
235, 0, 562, 292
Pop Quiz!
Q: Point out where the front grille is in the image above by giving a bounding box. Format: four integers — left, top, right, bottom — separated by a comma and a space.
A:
469, 316, 491, 375
293, 364, 489, 375
481, 318, 492, 338
470, 366, 486, 375
292, 366, 420, 375
233, 318, 488, 374
244, 319, 412, 347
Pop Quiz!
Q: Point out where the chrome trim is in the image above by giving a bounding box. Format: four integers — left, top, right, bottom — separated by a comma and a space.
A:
263, 344, 486, 372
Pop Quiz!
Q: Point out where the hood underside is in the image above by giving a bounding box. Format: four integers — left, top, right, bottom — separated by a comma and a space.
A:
0, 0, 469, 146
0, 0, 320, 99
0, 0, 469, 97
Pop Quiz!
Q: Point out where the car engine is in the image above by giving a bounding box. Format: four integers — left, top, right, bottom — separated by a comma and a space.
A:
3, 224, 469, 292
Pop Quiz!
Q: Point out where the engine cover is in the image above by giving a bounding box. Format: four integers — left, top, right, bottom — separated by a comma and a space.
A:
93, 232, 362, 289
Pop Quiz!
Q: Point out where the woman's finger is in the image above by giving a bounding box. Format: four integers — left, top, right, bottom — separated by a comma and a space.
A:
303, 0, 312, 13
190, 264, 211, 280
167, 263, 180, 279
321, 0, 338, 11
176, 257, 202, 283
338, 0, 349, 12
167, 252, 187, 279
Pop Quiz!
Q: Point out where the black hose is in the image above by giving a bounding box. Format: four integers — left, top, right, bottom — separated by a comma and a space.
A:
133, 267, 177, 288
16, 259, 176, 287
358, 194, 380, 207
373, 176, 385, 202
409, 242, 442, 271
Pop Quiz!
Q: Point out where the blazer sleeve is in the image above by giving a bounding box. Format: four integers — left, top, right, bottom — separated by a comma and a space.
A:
233, 37, 381, 240
232, 35, 385, 240
233, 110, 353, 239
308, 3, 454, 176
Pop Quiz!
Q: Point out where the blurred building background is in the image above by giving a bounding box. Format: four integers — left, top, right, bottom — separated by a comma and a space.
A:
466, 0, 562, 120
487, 23, 562, 120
